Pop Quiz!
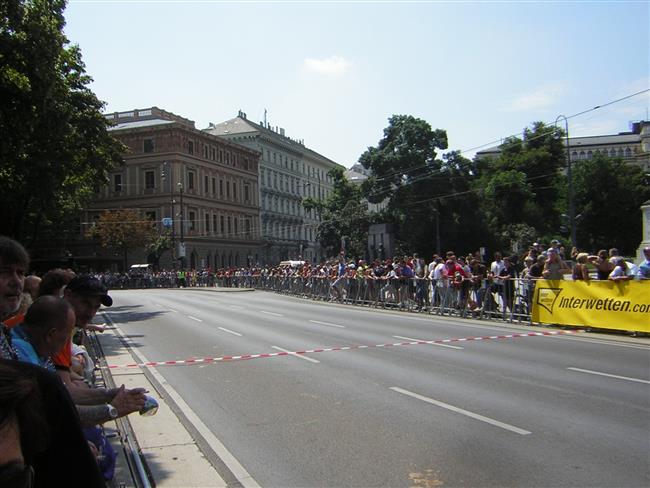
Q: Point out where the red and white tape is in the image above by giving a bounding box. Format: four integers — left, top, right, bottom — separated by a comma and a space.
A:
106, 330, 579, 369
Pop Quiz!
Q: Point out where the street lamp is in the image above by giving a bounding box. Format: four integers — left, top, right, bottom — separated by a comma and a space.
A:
555, 115, 576, 249
177, 181, 185, 268
163, 161, 176, 263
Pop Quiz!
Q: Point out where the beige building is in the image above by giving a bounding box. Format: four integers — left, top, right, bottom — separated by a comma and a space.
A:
476, 120, 650, 172
80, 107, 261, 271
205, 112, 344, 264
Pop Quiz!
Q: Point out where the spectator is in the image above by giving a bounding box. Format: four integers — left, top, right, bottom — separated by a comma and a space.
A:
23, 275, 41, 302
11, 297, 74, 370
609, 258, 632, 282
499, 256, 516, 313
637, 246, 650, 280
572, 253, 591, 281
542, 248, 570, 280
589, 250, 614, 280
469, 258, 487, 310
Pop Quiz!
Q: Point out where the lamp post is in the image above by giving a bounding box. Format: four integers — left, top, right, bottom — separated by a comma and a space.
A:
163, 161, 176, 263
555, 115, 576, 249
177, 181, 185, 269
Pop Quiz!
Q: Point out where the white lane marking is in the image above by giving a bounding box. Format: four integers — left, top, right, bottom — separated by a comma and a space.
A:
168, 308, 179, 313
228, 305, 244, 310
103, 313, 260, 488
567, 367, 650, 384
260, 310, 283, 317
551, 336, 650, 350
309, 320, 346, 329
390, 387, 531, 436
218, 327, 242, 337
271, 345, 320, 363
188, 315, 203, 322
393, 335, 463, 350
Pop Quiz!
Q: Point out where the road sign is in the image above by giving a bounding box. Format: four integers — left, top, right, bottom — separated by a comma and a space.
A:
162, 217, 173, 228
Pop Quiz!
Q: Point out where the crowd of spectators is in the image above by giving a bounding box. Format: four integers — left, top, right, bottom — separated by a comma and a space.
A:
2, 233, 649, 486
0, 236, 149, 487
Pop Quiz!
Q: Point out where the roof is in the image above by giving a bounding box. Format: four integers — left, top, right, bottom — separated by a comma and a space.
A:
205, 117, 259, 136
107, 118, 175, 131
205, 116, 344, 168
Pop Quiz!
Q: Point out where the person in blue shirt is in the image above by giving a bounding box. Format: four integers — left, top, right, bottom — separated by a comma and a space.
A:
11, 296, 75, 372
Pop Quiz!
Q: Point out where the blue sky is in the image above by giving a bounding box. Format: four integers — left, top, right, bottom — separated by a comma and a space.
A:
64, 1, 649, 167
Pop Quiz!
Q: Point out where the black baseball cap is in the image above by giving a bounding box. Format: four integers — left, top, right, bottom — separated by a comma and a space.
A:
66, 276, 113, 307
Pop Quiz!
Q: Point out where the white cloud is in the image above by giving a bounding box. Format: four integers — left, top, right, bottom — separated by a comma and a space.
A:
505, 83, 567, 112
303, 55, 351, 76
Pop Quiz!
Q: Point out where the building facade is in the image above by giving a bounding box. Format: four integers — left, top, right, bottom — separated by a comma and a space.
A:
476, 120, 650, 172
81, 107, 261, 271
205, 112, 345, 264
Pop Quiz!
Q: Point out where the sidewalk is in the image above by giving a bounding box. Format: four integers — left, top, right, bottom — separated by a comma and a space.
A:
97, 325, 227, 488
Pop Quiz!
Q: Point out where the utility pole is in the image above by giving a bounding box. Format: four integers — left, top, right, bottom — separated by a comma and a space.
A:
177, 181, 185, 269
555, 115, 576, 249
163, 161, 176, 264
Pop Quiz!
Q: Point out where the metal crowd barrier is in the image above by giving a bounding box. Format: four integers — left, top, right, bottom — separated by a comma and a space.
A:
251, 276, 536, 325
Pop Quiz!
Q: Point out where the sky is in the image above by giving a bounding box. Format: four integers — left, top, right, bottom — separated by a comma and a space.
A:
63, 0, 649, 167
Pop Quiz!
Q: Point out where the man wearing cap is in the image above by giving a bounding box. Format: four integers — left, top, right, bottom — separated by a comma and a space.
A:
49, 275, 146, 425
637, 247, 650, 280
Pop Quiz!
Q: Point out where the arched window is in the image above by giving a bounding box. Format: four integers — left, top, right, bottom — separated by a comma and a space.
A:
625, 147, 632, 157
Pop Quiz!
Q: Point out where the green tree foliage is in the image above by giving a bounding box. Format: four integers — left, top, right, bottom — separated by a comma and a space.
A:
572, 153, 650, 254
357, 116, 493, 256
474, 122, 565, 248
359, 115, 450, 254
0, 0, 124, 244
88, 209, 157, 270
303, 167, 370, 259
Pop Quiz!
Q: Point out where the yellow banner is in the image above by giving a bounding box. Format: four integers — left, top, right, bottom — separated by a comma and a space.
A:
532, 280, 650, 333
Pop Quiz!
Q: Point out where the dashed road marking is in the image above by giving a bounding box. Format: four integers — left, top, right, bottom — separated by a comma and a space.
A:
394, 335, 463, 350
390, 387, 531, 435
567, 367, 650, 384
271, 345, 320, 363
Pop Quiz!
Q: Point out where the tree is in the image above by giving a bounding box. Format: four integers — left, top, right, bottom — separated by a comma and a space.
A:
473, 122, 565, 249
571, 153, 650, 254
359, 115, 451, 254
0, 0, 124, 245
303, 167, 370, 259
88, 209, 157, 271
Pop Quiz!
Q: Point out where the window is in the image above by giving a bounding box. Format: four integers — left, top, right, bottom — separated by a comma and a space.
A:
212, 178, 216, 195
234, 218, 238, 236
145, 170, 155, 189
189, 211, 196, 231
188, 140, 194, 155
204, 175, 208, 193
245, 218, 251, 238
143, 138, 154, 153
220, 216, 225, 234
188, 171, 195, 190
226, 181, 231, 198
227, 216, 232, 235
219, 179, 224, 198
113, 174, 122, 192
244, 184, 250, 203
233, 183, 237, 201
213, 215, 217, 233
205, 213, 210, 233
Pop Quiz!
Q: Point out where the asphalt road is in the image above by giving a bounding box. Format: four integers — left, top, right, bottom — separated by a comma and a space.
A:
104, 288, 650, 488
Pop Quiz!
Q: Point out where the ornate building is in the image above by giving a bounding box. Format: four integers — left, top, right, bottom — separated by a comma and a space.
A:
80, 107, 261, 271
205, 112, 345, 264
